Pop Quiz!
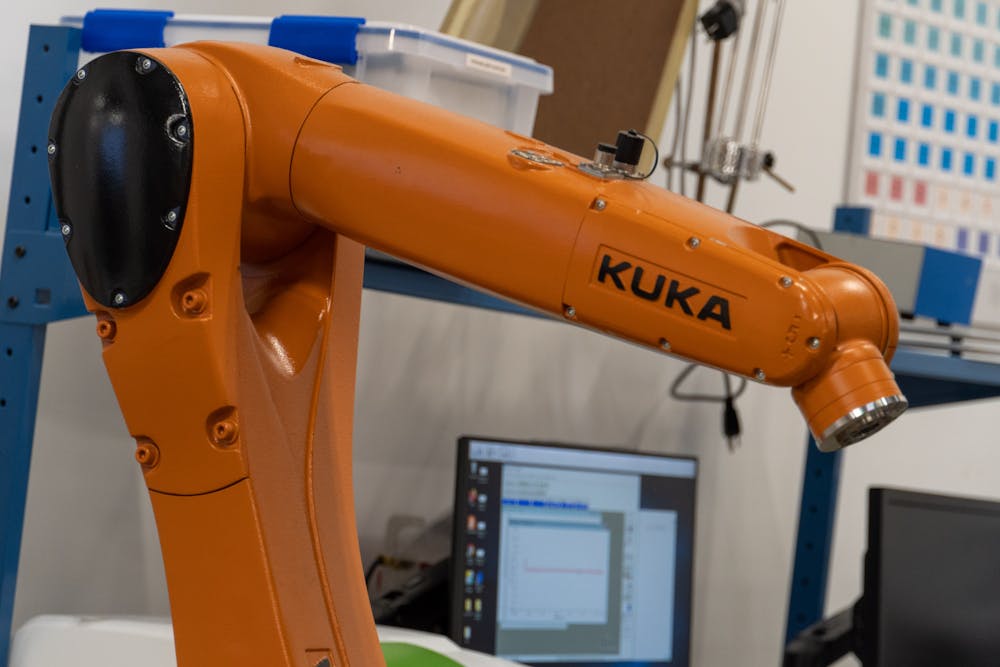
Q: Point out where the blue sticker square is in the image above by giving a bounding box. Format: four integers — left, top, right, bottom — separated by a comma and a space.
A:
974, 39, 985, 62
872, 92, 886, 117
925, 65, 937, 89
957, 228, 968, 251
993, 83, 1000, 105
931, 0, 943, 11
918, 142, 932, 166
901, 59, 914, 84
971, 77, 982, 100
897, 98, 911, 122
879, 14, 892, 37
904, 20, 918, 44
947, 71, 960, 94
986, 157, 997, 180
869, 132, 883, 157
876, 53, 890, 78
922, 104, 935, 127
980, 231, 990, 255
955, 0, 966, 17
942, 147, 954, 171
945, 109, 957, 132
990, 120, 1000, 142
978, 1, 989, 24
968, 114, 979, 137
995, 45, 1000, 67
964, 152, 976, 175
929, 27, 941, 50
895, 138, 907, 162
951, 33, 963, 57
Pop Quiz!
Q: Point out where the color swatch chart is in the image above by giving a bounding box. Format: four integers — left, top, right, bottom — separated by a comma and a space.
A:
846, 0, 1000, 323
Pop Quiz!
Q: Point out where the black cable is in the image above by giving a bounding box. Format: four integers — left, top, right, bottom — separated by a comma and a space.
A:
626, 129, 660, 180
759, 219, 824, 250
670, 364, 746, 451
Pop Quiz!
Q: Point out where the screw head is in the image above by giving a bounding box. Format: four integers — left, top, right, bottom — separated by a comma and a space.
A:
687, 236, 701, 249
137, 57, 154, 73
75, 68, 86, 81
593, 198, 607, 211
659, 338, 672, 352
60, 222, 71, 237
111, 290, 127, 307
6, 296, 19, 309
564, 305, 577, 319
135, 442, 160, 468
779, 276, 794, 288
96, 319, 117, 341
176, 123, 187, 137
753, 368, 766, 381
47, 143, 56, 156
212, 419, 239, 446
13, 245, 26, 258
166, 210, 178, 223
807, 336, 821, 349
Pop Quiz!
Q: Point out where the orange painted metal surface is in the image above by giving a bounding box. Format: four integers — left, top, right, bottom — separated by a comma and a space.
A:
65, 43, 903, 665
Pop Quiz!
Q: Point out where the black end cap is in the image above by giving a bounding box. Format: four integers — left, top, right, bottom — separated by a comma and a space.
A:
614, 130, 644, 167
48, 51, 193, 309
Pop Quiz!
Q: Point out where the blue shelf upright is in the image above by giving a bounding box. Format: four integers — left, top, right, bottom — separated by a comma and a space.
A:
0, 25, 87, 666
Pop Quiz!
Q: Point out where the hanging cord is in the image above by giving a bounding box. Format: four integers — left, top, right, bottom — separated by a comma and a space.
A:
670, 363, 747, 452
759, 219, 824, 250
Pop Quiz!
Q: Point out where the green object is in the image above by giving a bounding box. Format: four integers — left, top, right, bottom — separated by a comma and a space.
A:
382, 642, 463, 667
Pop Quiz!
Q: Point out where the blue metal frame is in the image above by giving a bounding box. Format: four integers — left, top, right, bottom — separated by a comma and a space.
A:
0, 26, 84, 665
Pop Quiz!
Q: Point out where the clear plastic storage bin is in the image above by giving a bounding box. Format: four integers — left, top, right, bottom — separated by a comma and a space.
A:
61, 12, 553, 136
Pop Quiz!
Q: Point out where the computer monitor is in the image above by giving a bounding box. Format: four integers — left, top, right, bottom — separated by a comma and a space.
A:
857, 487, 1000, 666
450, 436, 697, 667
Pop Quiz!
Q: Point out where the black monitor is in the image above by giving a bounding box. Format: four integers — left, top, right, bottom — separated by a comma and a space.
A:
856, 487, 1000, 666
450, 436, 697, 667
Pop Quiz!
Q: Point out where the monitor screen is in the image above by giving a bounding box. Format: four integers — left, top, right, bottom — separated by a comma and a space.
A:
860, 487, 1000, 666
450, 437, 697, 667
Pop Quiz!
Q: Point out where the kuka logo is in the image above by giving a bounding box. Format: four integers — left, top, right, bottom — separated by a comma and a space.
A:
595, 253, 732, 330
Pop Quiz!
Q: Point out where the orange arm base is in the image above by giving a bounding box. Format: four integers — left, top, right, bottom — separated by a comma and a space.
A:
48, 43, 905, 666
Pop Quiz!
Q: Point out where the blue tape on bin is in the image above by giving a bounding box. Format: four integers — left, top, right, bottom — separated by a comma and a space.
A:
81, 9, 174, 52
268, 15, 365, 65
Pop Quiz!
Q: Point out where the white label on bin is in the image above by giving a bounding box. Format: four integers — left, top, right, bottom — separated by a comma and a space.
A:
465, 53, 512, 78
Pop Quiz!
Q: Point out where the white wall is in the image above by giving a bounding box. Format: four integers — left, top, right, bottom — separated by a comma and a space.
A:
4, 2, 1000, 666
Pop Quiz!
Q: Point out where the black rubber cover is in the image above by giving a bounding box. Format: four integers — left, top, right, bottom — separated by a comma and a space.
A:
48, 51, 193, 309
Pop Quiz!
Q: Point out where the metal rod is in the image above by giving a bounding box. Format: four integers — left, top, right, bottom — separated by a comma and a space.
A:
714, 28, 742, 138
732, 0, 769, 142
898, 339, 1000, 357
697, 41, 723, 202
750, 0, 786, 147
899, 323, 1000, 344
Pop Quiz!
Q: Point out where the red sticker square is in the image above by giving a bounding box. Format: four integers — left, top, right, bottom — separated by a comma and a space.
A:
914, 181, 927, 205
865, 171, 879, 196
890, 176, 903, 201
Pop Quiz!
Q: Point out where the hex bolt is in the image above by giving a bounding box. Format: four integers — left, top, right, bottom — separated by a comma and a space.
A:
60, 223, 72, 238
807, 336, 821, 350
593, 198, 607, 211
135, 442, 160, 468
181, 288, 208, 316
111, 290, 127, 307
96, 320, 117, 341
659, 338, 672, 351
14, 245, 26, 258
564, 305, 577, 319
687, 237, 701, 249
753, 368, 767, 381
212, 418, 239, 446
779, 276, 794, 288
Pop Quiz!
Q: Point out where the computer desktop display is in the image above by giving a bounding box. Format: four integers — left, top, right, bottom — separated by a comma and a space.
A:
451, 437, 697, 667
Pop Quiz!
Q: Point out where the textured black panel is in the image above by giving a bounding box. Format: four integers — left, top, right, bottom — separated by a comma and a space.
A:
48, 51, 193, 308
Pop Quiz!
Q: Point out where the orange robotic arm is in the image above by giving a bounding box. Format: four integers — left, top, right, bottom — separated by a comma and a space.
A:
47, 44, 905, 666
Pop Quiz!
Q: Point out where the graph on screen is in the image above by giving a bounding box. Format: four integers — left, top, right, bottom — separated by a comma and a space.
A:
498, 518, 611, 627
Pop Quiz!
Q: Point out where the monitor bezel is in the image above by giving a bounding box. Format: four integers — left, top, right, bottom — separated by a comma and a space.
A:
860, 486, 1000, 666
450, 434, 698, 666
